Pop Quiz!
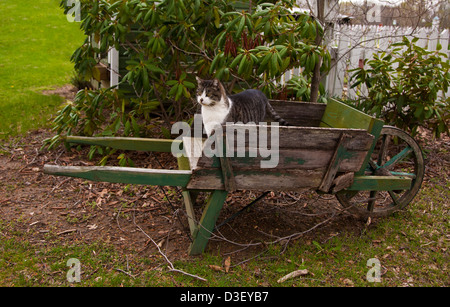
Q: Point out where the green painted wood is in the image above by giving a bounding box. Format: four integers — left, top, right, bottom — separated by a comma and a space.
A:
188, 190, 228, 255
182, 190, 198, 236
356, 118, 384, 175
43, 165, 191, 187
320, 98, 377, 130
65, 136, 180, 153
318, 133, 352, 192
347, 175, 412, 191
319, 98, 384, 176
382, 146, 413, 169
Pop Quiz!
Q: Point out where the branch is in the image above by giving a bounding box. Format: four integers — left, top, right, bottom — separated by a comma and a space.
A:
167, 39, 213, 62
132, 214, 208, 283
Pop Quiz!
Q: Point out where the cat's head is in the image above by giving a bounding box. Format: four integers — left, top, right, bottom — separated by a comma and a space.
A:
195, 77, 226, 107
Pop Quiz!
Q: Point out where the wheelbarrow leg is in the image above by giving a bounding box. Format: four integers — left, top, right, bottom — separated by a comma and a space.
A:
188, 190, 228, 255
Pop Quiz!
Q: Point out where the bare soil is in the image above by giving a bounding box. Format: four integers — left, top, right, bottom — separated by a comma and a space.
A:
42, 84, 78, 101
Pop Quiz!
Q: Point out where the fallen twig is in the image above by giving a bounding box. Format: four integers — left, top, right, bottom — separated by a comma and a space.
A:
57, 229, 77, 235
50, 178, 72, 193
114, 268, 137, 279
132, 213, 207, 282
277, 269, 309, 283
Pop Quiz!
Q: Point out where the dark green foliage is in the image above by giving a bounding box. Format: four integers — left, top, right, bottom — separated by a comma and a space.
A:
350, 37, 449, 138
46, 0, 329, 153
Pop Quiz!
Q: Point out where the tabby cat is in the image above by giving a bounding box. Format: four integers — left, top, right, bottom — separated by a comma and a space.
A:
195, 77, 289, 136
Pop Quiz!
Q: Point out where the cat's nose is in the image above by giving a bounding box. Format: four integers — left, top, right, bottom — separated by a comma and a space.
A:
200, 98, 203, 103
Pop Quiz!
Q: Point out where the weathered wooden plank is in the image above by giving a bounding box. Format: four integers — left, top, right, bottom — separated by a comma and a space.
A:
224, 125, 372, 148
219, 157, 236, 192
318, 133, 352, 192
192, 125, 373, 173
189, 190, 228, 255
331, 172, 355, 193
183, 126, 373, 161
187, 168, 325, 191
43, 165, 191, 187
268, 100, 326, 127
218, 134, 237, 191
196, 148, 368, 172
182, 124, 374, 192
233, 170, 324, 191
347, 175, 412, 191
65, 136, 180, 153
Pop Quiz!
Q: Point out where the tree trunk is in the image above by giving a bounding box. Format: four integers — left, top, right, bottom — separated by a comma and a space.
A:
309, 42, 322, 103
310, 0, 325, 103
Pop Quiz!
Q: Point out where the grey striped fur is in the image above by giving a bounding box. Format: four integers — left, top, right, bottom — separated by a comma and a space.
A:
196, 78, 289, 126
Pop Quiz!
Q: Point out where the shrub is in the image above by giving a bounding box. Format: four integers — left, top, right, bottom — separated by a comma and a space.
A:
350, 36, 449, 138
46, 0, 330, 152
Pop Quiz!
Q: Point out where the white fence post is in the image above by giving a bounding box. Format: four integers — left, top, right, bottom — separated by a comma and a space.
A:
108, 47, 120, 88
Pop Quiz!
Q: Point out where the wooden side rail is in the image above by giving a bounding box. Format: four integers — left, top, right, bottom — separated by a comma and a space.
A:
347, 175, 412, 191
43, 165, 192, 187
65, 136, 181, 153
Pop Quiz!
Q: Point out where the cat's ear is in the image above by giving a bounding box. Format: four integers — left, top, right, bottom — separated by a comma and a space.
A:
212, 79, 219, 87
195, 76, 202, 84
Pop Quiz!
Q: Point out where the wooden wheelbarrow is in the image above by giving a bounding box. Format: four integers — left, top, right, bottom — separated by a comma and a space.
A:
44, 99, 424, 255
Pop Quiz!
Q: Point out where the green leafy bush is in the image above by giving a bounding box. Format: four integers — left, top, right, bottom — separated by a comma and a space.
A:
46, 0, 329, 152
350, 36, 449, 138
287, 74, 327, 103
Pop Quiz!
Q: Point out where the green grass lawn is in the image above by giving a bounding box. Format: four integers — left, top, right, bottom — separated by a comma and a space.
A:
0, 179, 448, 287
0, 0, 84, 140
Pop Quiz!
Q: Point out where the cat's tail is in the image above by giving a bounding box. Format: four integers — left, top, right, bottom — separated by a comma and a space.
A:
266, 102, 290, 126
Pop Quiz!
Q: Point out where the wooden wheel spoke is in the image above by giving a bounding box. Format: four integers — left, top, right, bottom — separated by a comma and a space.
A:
378, 134, 390, 165
381, 146, 413, 170
388, 190, 401, 207
367, 191, 377, 212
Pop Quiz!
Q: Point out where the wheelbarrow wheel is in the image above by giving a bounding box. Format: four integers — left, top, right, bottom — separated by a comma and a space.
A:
336, 126, 425, 219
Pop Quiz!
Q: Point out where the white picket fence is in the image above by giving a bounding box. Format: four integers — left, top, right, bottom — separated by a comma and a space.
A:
324, 24, 450, 100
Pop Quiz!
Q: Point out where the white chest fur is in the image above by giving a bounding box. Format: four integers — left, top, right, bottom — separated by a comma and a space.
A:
201, 97, 232, 136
